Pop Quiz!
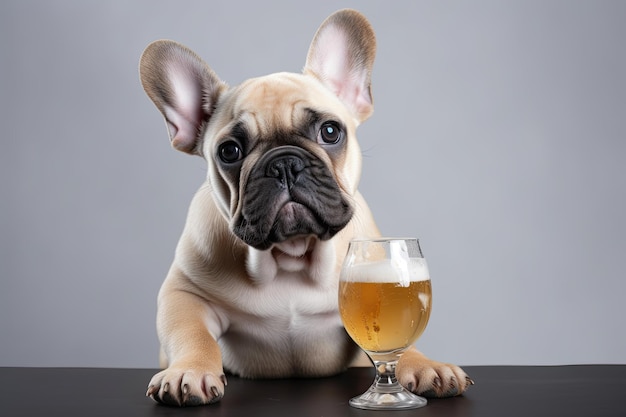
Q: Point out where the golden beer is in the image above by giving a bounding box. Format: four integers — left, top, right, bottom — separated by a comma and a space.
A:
339, 240, 432, 410
338, 258, 431, 353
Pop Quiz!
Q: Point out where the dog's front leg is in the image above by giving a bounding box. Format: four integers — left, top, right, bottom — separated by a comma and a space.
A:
396, 346, 474, 398
146, 269, 227, 407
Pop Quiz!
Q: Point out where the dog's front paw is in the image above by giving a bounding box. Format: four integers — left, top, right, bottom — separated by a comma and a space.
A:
396, 349, 473, 398
146, 366, 227, 407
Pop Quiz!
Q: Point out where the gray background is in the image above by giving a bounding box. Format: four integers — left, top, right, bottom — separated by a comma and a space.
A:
1, 0, 624, 368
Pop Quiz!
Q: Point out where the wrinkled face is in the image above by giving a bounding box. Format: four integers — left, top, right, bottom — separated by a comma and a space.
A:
204, 72, 363, 250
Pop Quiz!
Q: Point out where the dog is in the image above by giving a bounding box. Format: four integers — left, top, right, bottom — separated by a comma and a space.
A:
139, 9, 472, 406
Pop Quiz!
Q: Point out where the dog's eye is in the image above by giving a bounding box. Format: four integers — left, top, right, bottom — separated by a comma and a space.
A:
318, 122, 343, 144
218, 141, 244, 163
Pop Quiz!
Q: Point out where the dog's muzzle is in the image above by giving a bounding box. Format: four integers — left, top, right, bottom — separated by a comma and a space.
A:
232, 146, 353, 250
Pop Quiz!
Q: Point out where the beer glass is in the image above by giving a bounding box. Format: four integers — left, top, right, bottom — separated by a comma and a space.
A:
338, 238, 431, 410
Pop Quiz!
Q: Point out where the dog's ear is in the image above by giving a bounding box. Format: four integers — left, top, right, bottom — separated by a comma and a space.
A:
304, 9, 376, 123
139, 40, 227, 154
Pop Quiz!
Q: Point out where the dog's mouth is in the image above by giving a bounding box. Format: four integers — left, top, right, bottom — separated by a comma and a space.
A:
234, 199, 347, 251
232, 146, 353, 250
269, 201, 327, 243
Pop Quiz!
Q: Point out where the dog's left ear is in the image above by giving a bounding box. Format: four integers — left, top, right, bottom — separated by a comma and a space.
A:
304, 9, 376, 123
139, 40, 227, 154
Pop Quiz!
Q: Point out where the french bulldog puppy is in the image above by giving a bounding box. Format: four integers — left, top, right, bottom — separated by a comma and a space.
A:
140, 9, 471, 407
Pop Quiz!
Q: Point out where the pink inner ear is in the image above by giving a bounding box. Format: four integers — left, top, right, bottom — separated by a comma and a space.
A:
310, 27, 350, 91
163, 62, 205, 152
308, 26, 372, 119
170, 68, 203, 120
164, 105, 198, 152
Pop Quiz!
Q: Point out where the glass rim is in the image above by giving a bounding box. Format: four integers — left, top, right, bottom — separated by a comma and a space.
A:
349, 237, 419, 243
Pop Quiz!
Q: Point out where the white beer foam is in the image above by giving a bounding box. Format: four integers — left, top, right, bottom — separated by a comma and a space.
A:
342, 258, 430, 285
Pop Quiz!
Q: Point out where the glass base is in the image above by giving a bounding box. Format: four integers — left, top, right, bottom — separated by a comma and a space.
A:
349, 382, 427, 410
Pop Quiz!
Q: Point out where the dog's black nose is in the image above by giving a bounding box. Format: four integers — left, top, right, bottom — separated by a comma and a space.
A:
266, 154, 305, 187
261, 146, 312, 188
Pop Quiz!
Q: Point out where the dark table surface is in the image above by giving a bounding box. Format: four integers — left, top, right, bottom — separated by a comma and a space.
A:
2, 365, 625, 417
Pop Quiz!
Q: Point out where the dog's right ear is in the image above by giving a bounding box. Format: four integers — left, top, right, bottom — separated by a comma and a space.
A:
304, 9, 376, 123
139, 40, 227, 154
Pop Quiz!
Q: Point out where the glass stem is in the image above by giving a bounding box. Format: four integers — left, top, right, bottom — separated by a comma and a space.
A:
372, 360, 403, 393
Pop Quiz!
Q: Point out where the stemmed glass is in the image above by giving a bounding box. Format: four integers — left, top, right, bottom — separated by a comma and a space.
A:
338, 238, 432, 410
